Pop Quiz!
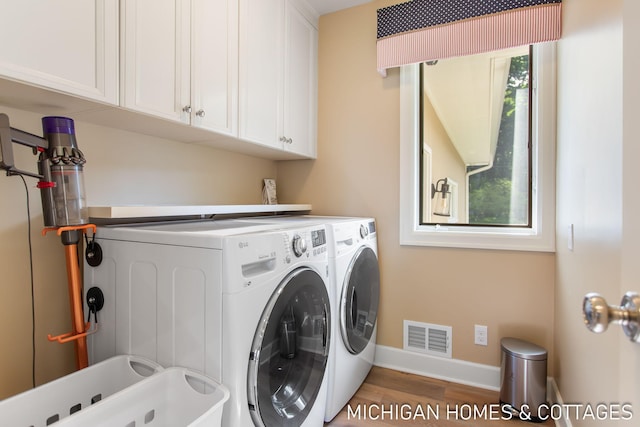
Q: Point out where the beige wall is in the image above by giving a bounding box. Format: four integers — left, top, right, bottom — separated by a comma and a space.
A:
0, 105, 277, 399
277, 1, 555, 369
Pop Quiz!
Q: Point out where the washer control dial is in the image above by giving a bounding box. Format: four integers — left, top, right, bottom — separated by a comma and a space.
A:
360, 224, 369, 239
292, 234, 307, 257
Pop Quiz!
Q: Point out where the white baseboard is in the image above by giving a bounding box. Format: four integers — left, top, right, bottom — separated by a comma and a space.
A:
373, 345, 566, 427
373, 344, 501, 391
547, 377, 572, 427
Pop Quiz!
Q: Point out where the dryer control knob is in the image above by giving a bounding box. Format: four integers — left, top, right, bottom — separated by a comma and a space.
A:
292, 235, 307, 257
360, 224, 369, 238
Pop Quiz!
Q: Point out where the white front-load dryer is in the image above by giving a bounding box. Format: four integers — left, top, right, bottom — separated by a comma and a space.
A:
84, 219, 332, 427
323, 218, 379, 421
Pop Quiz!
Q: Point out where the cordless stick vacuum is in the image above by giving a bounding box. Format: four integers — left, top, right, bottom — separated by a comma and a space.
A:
0, 113, 95, 370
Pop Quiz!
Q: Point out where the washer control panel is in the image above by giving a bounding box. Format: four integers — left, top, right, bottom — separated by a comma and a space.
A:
310, 228, 327, 257
311, 228, 326, 247
282, 226, 327, 262
359, 224, 369, 238
291, 234, 308, 257
333, 219, 377, 258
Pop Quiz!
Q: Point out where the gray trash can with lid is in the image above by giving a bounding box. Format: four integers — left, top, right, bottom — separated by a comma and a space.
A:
500, 337, 547, 422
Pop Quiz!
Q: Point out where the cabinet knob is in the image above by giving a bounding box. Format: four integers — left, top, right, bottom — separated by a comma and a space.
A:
195, 109, 206, 117
182, 105, 192, 113
279, 136, 293, 144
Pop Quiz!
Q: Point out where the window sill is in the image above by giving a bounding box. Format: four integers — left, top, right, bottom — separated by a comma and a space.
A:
399, 223, 556, 252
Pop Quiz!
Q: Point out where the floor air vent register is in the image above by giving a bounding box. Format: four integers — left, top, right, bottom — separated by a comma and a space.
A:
403, 320, 452, 359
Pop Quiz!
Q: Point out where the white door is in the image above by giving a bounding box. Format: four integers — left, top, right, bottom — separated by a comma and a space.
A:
283, 0, 318, 157
620, 0, 640, 409
121, 0, 190, 123
191, 0, 238, 136
556, 0, 639, 416
0, 0, 118, 104
238, 0, 283, 149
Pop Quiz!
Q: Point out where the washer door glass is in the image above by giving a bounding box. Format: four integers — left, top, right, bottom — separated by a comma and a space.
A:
247, 267, 330, 427
340, 246, 380, 354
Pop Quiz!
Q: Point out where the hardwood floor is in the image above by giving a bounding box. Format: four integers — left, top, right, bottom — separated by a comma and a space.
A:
326, 367, 555, 426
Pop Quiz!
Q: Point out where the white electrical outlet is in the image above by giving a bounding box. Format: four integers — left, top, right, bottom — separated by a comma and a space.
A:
474, 324, 488, 346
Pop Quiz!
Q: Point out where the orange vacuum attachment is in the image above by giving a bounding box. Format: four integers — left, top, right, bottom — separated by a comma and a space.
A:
44, 225, 97, 370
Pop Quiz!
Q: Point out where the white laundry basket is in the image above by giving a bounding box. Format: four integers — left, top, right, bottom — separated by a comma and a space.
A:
56, 367, 230, 427
0, 355, 162, 426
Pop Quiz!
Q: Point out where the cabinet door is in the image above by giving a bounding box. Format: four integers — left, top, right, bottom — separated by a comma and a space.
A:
283, 0, 318, 158
238, 0, 284, 148
0, 0, 118, 105
121, 0, 190, 123
191, 0, 238, 136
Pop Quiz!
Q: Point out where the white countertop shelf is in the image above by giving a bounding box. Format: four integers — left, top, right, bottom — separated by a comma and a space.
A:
88, 204, 311, 222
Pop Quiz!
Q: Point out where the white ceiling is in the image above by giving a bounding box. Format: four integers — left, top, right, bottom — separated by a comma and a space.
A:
307, 0, 372, 15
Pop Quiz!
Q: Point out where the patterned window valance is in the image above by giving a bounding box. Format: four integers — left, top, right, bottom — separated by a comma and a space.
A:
376, 0, 562, 76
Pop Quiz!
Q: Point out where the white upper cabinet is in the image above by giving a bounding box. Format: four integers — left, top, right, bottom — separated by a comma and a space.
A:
238, 0, 282, 148
121, 0, 237, 136
0, 0, 118, 105
120, 0, 189, 122
239, 0, 318, 158
283, 1, 318, 158
191, 0, 238, 136
0, 0, 317, 160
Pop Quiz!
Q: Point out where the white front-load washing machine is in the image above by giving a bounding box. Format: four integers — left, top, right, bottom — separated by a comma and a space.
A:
84, 219, 332, 427
236, 216, 381, 421
323, 218, 379, 421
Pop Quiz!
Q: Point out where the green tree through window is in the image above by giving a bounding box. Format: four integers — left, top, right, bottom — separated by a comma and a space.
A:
468, 53, 530, 225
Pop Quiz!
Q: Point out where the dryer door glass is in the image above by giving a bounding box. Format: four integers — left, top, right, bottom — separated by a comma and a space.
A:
340, 246, 380, 354
247, 267, 330, 427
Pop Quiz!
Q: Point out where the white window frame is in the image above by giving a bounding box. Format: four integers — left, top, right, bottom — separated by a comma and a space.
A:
399, 43, 556, 252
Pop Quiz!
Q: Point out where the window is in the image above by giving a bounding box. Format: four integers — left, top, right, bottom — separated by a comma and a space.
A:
399, 43, 556, 252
